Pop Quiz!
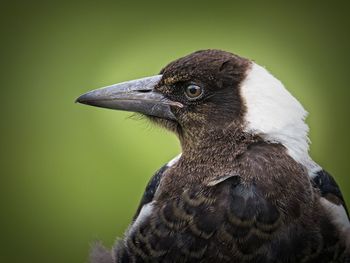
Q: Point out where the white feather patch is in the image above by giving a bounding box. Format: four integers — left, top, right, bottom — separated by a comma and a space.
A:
126, 155, 181, 237
320, 197, 350, 248
166, 153, 182, 167
240, 63, 320, 172
127, 202, 154, 236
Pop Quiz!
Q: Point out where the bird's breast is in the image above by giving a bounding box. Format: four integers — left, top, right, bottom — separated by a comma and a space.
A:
124, 184, 228, 262
121, 179, 282, 262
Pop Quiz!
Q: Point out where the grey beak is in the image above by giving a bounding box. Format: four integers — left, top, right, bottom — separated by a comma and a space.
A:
76, 75, 182, 120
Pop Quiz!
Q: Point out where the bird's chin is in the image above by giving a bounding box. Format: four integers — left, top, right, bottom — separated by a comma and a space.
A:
146, 115, 180, 133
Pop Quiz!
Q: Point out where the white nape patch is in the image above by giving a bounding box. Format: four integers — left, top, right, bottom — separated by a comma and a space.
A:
320, 197, 350, 247
240, 63, 321, 172
127, 202, 154, 236
166, 153, 182, 167
308, 166, 323, 178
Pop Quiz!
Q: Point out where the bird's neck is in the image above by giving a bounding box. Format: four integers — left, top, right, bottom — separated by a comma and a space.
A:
179, 125, 257, 160
155, 126, 259, 196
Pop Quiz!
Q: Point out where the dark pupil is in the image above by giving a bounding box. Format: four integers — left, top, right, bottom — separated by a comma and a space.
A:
185, 85, 202, 99
189, 86, 198, 94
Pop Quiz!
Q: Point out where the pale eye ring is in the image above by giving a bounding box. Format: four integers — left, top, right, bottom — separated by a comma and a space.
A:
184, 85, 203, 100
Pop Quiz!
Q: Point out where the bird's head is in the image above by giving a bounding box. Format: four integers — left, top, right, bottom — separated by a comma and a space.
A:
77, 49, 312, 166
77, 50, 250, 140
153, 50, 250, 136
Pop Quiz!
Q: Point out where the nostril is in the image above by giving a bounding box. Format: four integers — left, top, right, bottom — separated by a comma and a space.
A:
137, 89, 152, 93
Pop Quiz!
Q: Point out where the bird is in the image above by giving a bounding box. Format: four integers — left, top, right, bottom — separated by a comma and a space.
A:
76, 49, 350, 263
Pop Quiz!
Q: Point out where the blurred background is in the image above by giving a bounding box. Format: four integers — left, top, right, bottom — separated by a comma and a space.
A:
1, 0, 349, 262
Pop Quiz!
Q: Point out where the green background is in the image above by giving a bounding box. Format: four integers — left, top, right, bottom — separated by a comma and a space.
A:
1, 1, 349, 262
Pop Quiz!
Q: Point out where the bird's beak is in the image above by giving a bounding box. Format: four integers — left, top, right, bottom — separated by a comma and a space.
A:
76, 75, 182, 120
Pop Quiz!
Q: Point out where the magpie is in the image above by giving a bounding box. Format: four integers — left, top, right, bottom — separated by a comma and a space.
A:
77, 50, 350, 263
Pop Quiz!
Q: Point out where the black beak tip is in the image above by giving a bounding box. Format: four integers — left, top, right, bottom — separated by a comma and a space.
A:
75, 93, 90, 105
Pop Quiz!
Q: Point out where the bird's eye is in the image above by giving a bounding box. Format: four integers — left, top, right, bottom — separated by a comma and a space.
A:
184, 85, 203, 100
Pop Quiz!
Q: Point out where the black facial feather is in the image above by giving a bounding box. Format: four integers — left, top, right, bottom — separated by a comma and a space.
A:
159, 50, 250, 89
148, 50, 252, 145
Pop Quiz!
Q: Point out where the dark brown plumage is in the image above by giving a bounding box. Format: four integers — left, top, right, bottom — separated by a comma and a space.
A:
77, 50, 350, 263
150, 50, 250, 136
115, 143, 347, 262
